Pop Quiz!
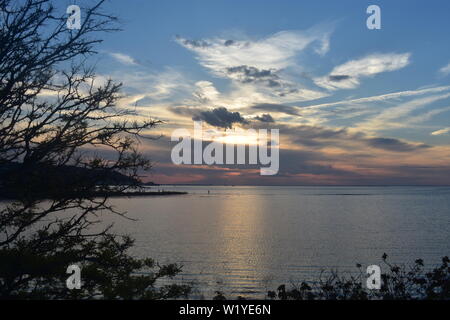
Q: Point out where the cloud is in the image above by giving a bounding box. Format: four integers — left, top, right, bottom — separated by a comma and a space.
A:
439, 62, 450, 76
168, 105, 198, 117
431, 127, 450, 136
254, 114, 275, 123
114, 68, 195, 105
192, 81, 220, 103
135, 122, 450, 186
401, 106, 450, 126
358, 92, 450, 132
191, 107, 249, 128
314, 53, 411, 90
328, 75, 351, 82
280, 124, 430, 152
299, 86, 450, 127
176, 28, 331, 73
303, 86, 450, 110
365, 137, 430, 152
176, 26, 333, 101
177, 38, 211, 49
225, 65, 281, 87
251, 103, 301, 116
289, 125, 355, 147
109, 52, 138, 66
276, 149, 360, 177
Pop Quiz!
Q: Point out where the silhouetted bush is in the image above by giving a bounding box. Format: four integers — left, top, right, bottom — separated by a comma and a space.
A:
265, 254, 450, 300
211, 254, 450, 300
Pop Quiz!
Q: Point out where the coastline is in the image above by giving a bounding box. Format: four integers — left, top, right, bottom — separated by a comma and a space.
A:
0, 190, 188, 201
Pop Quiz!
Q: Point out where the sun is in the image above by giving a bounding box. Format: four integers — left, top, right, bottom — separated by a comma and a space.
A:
214, 132, 259, 146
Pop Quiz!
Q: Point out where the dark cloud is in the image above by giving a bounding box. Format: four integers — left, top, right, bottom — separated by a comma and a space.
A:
141, 135, 361, 184
226, 65, 282, 87
276, 149, 366, 181
255, 114, 275, 123
176, 36, 211, 48
224, 40, 235, 46
328, 75, 351, 82
168, 106, 198, 117
278, 88, 301, 97
192, 107, 249, 129
169, 106, 249, 129
267, 80, 282, 88
251, 103, 301, 116
136, 126, 446, 186
145, 138, 370, 185
227, 65, 274, 78
289, 126, 354, 147
280, 124, 431, 153
366, 138, 430, 152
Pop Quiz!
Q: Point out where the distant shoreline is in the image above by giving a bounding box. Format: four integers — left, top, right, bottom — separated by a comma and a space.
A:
106, 191, 187, 197
154, 184, 450, 187
0, 190, 188, 201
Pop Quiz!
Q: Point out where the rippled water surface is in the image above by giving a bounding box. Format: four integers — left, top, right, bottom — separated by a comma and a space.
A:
101, 186, 450, 298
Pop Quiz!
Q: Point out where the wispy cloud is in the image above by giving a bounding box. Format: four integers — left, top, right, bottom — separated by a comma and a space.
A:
303, 86, 450, 110
314, 53, 411, 90
357, 92, 450, 132
109, 52, 138, 66
176, 27, 331, 73
118, 68, 193, 102
439, 62, 450, 76
176, 25, 334, 102
250, 103, 301, 116
278, 123, 429, 152
405, 106, 450, 125
431, 127, 450, 136
297, 86, 450, 128
192, 81, 220, 104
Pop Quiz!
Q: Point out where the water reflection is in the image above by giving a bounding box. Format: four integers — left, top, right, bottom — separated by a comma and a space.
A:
214, 192, 270, 295
87, 186, 450, 298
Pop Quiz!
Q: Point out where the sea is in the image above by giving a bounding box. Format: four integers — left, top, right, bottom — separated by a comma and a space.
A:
97, 185, 450, 299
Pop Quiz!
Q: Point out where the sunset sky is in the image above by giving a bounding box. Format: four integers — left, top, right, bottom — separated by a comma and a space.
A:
83, 0, 450, 185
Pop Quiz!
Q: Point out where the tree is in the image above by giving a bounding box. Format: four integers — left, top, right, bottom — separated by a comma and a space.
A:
0, 0, 190, 299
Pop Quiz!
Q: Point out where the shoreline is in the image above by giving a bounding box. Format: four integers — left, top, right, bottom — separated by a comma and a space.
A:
0, 190, 188, 201
106, 191, 188, 197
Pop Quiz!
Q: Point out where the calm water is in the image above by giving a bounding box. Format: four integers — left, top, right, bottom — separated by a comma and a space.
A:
99, 186, 450, 298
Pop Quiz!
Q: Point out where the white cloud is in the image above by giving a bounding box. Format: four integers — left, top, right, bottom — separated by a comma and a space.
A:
314, 53, 411, 90
298, 86, 450, 131
439, 62, 450, 76
111, 68, 195, 108
431, 127, 450, 136
176, 28, 331, 73
406, 106, 450, 125
193, 81, 220, 103
109, 52, 138, 66
176, 26, 333, 102
358, 92, 450, 132
303, 86, 450, 110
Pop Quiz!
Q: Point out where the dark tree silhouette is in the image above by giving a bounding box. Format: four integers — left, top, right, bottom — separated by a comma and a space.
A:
0, 0, 190, 299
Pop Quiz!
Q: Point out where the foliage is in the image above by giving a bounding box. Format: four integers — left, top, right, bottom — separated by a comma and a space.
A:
264, 254, 450, 300
0, 0, 188, 299
210, 255, 450, 300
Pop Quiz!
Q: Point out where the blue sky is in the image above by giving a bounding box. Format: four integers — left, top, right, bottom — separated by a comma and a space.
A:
97, 0, 450, 96
68, 0, 450, 185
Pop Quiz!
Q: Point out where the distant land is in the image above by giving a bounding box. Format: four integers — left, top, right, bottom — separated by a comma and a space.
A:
0, 162, 184, 200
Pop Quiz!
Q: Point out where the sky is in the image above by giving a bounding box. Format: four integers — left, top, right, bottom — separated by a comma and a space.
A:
68, 0, 450, 185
